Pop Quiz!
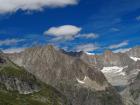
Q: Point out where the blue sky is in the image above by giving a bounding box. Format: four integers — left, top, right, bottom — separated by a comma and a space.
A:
0, 0, 140, 53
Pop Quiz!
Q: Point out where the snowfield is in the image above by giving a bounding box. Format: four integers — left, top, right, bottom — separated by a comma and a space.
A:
130, 57, 140, 61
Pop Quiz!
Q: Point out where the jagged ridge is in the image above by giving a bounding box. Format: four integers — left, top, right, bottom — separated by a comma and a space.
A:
8, 45, 124, 105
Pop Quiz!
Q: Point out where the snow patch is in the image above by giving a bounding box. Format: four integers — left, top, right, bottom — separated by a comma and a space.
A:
76, 76, 87, 84
101, 66, 128, 86
130, 57, 140, 61
76, 76, 108, 91
85, 52, 95, 55
101, 66, 127, 76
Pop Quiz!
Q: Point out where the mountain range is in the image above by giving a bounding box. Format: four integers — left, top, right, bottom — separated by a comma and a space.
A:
0, 45, 139, 105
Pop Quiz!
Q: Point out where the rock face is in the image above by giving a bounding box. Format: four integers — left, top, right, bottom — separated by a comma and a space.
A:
127, 46, 140, 58
8, 45, 124, 105
122, 72, 140, 105
122, 47, 140, 105
0, 53, 40, 94
101, 50, 134, 67
80, 50, 134, 67
0, 52, 70, 105
0, 72, 40, 94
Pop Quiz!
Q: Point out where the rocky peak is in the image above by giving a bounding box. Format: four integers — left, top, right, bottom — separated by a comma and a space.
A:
103, 50, 114, 62
9, 45, 107, 87
7, 45, 124, 105
104, 50, 113, 55
80, 49, 134, 68
101, 50, 134, 67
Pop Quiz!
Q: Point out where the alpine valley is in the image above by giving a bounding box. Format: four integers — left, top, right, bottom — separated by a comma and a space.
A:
0, 45, 140, 105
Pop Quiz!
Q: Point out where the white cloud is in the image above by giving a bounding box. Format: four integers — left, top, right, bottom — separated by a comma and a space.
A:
136, 16, 140, 21
0, 0, 79, 14
76, 33, 98, 39
0, 39, 24, 46
110, 28, 120, 32
45, 25, 81, 36
75, 44, 99, 52
113, 48, 131, 53
2, 47, 26, 53
108, 40, 128, 49
44, 25, 81, 41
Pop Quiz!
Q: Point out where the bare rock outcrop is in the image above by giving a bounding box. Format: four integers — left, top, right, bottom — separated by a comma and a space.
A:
0, 51, 70, 105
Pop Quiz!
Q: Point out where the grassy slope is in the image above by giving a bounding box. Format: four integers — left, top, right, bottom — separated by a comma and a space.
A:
0, 59, 68, 105
0, 85, 67, 105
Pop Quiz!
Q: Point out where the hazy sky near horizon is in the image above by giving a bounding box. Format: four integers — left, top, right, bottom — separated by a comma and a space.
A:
0, 0, 140, 53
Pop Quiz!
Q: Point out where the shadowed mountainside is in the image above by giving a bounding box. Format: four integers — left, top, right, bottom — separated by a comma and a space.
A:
0, 52, 70, 105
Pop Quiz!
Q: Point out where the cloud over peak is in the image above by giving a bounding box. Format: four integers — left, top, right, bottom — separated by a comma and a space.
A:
113, 48, 131, 53
76, 33, 98, 39
2, 47, 27, 53
45, 25, 81, 36
0, 0, 79, 14
44, 25, 81, 41
108, 40, 128, 49
0, 38, 24, 46
75, 44, 99, 52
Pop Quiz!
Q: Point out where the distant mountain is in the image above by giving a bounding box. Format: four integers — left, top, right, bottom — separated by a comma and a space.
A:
77, 46, 140, 105
60, 46, 140, 105
7, 45, 124, 105
0, 52, 69, 105
127, 46, 140, 58
80, 50, 134, 67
